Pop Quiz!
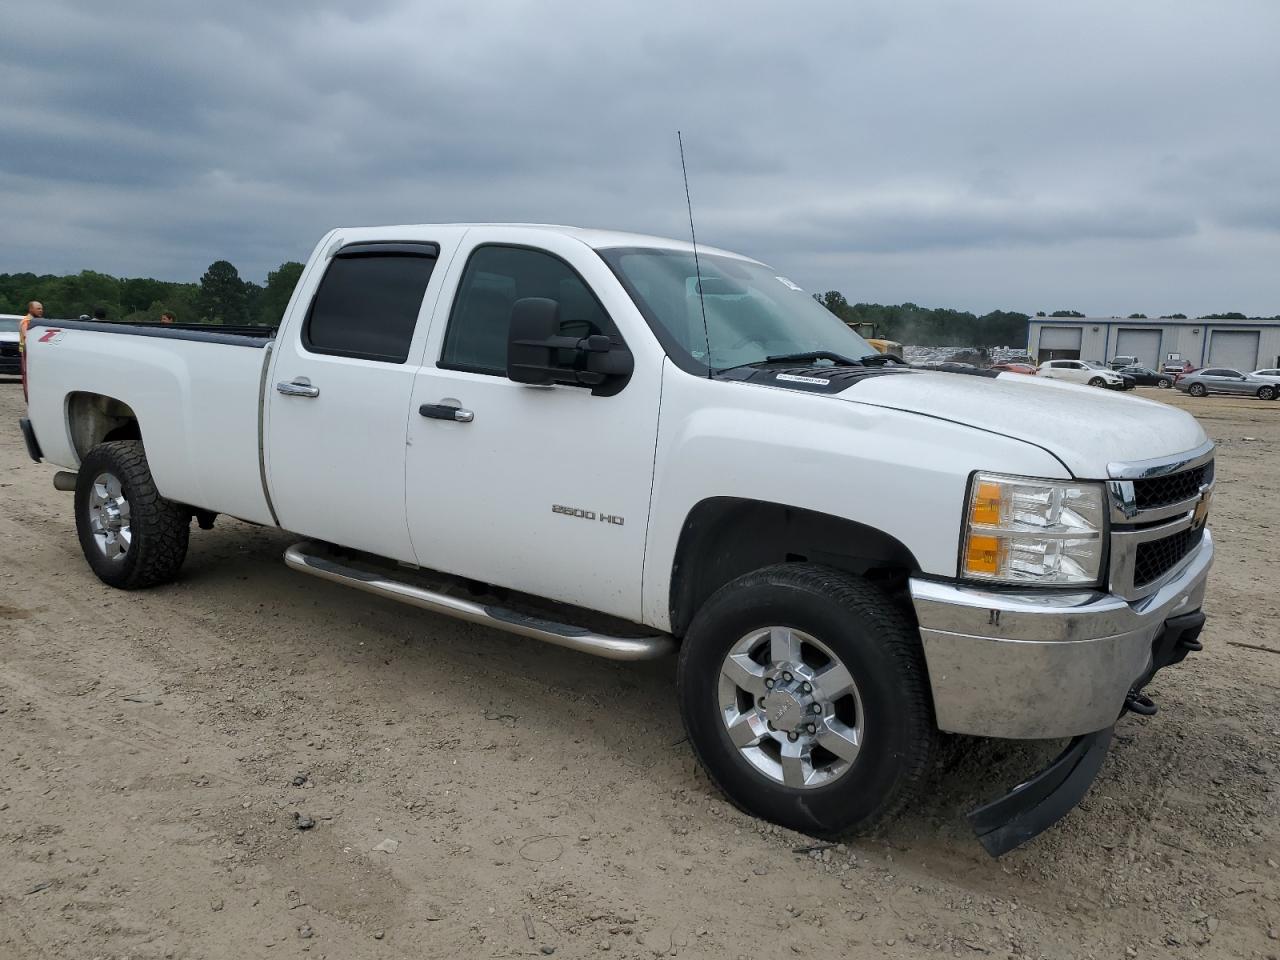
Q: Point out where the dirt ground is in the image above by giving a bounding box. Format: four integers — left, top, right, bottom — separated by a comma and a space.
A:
1, 381, 1277, 960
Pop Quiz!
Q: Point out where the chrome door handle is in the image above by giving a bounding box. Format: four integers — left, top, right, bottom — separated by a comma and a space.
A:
419, 399, 474, 423
277, 378, 319, 398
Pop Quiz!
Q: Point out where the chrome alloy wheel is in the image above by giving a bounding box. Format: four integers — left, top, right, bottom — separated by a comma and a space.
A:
88, 471, 132, 561
718, 626, 863, 789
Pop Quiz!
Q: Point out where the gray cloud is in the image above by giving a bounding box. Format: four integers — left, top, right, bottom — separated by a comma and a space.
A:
1, 0, 1277, 316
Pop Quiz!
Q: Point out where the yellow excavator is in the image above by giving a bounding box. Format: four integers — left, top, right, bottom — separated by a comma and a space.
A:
848, 322, 904, 361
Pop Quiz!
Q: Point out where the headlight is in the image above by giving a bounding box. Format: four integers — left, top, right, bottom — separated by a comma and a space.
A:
961, 473, 1106, 585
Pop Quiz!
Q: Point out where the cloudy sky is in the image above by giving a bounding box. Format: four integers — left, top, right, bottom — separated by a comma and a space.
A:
2, 0, 1278, 316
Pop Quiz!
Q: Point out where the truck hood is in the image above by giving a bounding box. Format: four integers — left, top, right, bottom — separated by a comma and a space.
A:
840, 371, 1207, 477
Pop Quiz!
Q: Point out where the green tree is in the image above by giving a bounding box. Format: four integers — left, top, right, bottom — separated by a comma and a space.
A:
1127, 313, 1147, 319
1161, 313, 1187, 319
1049, 309, 1085, 317
243, 281, 264, 325
120, 277, 171, 315
197, 260, 248, 325
258, 261, 305, 326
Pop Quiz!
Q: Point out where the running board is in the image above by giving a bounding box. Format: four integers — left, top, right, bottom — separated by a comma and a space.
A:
284, 541, 675, 661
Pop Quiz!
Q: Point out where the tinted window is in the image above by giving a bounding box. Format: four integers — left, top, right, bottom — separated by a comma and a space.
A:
304, 251, 437, 363
441, 245, 615, 375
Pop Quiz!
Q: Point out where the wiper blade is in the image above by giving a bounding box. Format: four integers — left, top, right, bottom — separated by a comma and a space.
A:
763, 350, 867, 366
857, 352, 902, 365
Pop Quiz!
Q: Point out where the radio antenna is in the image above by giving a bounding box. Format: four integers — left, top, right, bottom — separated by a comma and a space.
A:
678, 131, 712, 377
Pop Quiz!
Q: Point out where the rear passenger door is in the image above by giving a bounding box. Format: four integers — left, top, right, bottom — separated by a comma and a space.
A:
266, 236, 458, 561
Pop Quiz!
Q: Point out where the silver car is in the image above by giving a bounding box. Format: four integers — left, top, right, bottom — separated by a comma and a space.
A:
1175, 367, 1278, 400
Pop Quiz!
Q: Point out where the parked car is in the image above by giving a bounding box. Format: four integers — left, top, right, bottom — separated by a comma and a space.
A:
991, 362, 1036, 375
1109, 355, 1138, 370
1251, 368, 1280, 386
0, 315, 22, 376
1036, 359, 1127, 389
20, 222, 1216, 857
1175, 367, 1278, 400
1162, 359, 1196, 375
1085, 361, 1136, 390
1118, 365, 1174, 388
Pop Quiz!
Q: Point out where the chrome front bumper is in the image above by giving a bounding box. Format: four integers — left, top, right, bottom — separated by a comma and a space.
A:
909, 529, 1213, 739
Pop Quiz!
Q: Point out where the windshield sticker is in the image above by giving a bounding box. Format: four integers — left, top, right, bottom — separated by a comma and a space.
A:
777, 373, 830, 386
775, 276, 803, 292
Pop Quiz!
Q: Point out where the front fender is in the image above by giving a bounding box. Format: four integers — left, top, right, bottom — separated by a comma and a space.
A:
641, 362, 1068, 631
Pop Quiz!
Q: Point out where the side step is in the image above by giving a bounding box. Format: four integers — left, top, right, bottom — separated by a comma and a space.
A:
284, 541, 675, 662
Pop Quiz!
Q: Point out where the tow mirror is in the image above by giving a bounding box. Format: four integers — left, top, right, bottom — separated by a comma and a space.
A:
506, 297, 633, 394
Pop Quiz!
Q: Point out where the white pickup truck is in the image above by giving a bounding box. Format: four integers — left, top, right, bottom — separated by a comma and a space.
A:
19, 224, 1214, 855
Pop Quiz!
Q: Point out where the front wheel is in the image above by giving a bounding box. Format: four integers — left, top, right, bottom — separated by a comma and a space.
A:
1188, 383, 1207, 397
75, 440, 190, 589
677, 564, 934, 838
1258, 386, 1276, 401
1088, 376, 1105, 387
1157, 378, 1172, 389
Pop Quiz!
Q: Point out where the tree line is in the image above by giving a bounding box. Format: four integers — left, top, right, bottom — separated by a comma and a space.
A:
0, 260, 304, 328
5, 266, 1274, 344
815, 294, 1280, 347
814, 291, 1029, 347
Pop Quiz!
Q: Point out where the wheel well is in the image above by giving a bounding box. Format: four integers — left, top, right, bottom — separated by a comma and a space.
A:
668, 498, 920, 637
66, 392, 142, 462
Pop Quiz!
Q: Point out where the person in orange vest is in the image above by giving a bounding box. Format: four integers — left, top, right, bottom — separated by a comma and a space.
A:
19, 301, 42, 400
19, 300, 42, 360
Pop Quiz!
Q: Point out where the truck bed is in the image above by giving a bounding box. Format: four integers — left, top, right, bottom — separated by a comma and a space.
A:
24, 318, 279, 526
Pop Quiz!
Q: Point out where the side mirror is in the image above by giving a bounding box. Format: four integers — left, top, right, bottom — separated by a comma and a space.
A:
506, 297, 633, 393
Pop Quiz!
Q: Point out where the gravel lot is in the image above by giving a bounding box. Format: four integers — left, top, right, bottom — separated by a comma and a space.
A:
1, 381, 1277, 960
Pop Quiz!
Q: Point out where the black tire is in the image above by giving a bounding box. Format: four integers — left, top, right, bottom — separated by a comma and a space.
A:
1257, 386, 1275, 401
75, 440, 189, 589
677, 563, 934, 838
1088, 376, 1105, 387
1188, 383, 1206, 397
1157, 378, 1172, 389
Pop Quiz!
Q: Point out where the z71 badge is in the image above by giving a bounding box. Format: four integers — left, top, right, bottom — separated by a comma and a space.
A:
552, 505, 624, 526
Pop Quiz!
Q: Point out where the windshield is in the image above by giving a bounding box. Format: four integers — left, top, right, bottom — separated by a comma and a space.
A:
0, 318, 19, 333
597, 247, 877, 372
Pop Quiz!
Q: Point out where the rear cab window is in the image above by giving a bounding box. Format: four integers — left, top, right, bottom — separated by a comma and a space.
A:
304, 242, 439, 362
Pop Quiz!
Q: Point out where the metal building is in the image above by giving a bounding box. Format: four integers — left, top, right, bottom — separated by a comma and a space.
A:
1028, 316, 1280, 371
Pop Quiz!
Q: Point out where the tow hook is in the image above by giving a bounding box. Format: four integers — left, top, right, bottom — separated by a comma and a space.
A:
1124, 689, 1158, 717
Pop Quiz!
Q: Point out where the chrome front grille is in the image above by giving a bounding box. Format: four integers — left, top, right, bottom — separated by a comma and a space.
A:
1106, 441, 1214, 600
1134, 525, 1205, 587
1132, 461, 1214, 511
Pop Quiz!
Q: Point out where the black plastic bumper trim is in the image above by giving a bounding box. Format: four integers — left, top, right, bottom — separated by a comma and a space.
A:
19, 417, 42, 462
968, 726, 1114, 857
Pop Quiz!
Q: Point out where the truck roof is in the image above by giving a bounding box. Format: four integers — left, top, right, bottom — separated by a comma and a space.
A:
331, 223, 759, 262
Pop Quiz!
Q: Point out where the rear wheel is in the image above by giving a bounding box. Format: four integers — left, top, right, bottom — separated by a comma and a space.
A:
677, 564, 934, 838
1188, 383, 1207, 397
1088, 376, 1105, 387
1257, 386, 1276, 401
75, 440, 189, 589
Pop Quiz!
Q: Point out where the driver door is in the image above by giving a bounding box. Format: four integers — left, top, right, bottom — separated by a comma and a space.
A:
403, 232, 662, 622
